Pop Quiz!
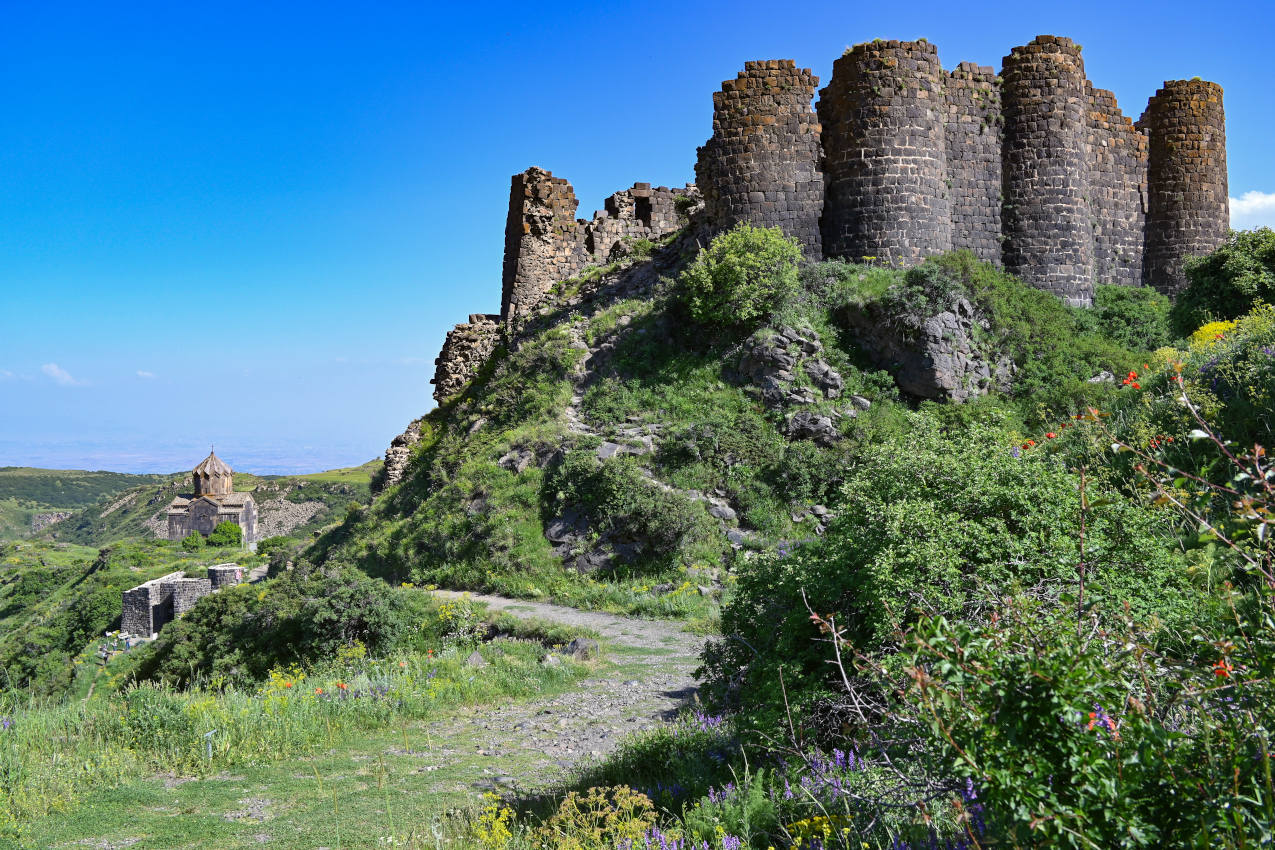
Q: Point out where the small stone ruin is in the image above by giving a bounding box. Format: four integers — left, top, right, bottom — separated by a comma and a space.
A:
120, 562, 247, 638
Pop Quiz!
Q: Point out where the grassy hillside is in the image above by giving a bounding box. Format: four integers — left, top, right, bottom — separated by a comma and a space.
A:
39, 463, 380, 546
0, 467, 171, 539
0, 538, 265, 697
0, 466, 169, 508
310, 234, 1144, 623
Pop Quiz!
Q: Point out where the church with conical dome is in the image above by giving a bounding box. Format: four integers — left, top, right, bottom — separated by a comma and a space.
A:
165, 450, 258, 550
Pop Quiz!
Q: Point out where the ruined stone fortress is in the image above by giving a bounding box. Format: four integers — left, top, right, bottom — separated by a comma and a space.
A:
425, 34, 1227, 409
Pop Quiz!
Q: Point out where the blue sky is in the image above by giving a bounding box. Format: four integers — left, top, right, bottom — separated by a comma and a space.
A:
1, 0, 1271, 474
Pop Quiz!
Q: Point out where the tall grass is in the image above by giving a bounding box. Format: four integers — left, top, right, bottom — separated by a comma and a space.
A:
0, 638, 590, 833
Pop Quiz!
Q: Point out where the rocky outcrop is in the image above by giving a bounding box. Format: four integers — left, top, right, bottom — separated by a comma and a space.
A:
737, 325, 844, 409
30, 512, 73, 534
379, 419, 424, 491
844, 297, 1013, 403
432, 314, 501, 404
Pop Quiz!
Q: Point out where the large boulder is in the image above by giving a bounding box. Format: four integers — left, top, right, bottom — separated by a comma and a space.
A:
843, 297, 1012, 403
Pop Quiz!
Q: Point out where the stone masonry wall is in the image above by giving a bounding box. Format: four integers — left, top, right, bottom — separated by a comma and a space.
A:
208, 564, 244, 590
170, 578, 211, 618
500, 169, 696, 324
120, 570, 185, 637
585, 184, 698, 262
501, 168, 589, 322
122, 567, 246, 637
1139, 80, 1229, 296
432, 313, 501, 403
818, 40, 951, 264
1001, 36, 1095, 306
944, 62, 1003, 263
1088, 85, 1149, 288
695, 60, 824, 256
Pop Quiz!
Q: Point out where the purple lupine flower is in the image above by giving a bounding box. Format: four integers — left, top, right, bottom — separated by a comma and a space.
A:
721, 836, 744, 850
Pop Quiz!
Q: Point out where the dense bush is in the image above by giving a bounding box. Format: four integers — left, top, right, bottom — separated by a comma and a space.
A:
889, 595, 1275, 848
1103, 303, 1275, 488
680, 223, 801, 328
135, 565, 435, 687
1084, 283, 1175, 351
206, 520, 242, 548
543, 451, 722, 572
1173, 227, 1275, 334
179, 530, 203, 551
704, 414, 1195, 725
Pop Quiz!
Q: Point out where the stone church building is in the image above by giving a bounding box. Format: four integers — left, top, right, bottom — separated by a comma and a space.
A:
166, 451, 258, 550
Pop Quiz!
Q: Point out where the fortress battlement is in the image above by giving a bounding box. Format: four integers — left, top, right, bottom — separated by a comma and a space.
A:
429, 34, 1229, 403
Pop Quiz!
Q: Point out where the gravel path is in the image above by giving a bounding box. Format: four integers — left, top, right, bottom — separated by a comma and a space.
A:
427, 590, 705, 791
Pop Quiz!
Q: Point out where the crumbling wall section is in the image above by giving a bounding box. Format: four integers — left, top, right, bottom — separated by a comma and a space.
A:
208, 564, 244, 590
1139, 79, 1229, 296
1087, 85, 1149, 287
499, 170, 696, 323
695, 60, 824, 255
432, 313, 501, 403
584, 183, 698, 262
819, 40, 951, 264
501, 168, 589, 322
945, 62, 1003, 264
1001, 36, 1094, 306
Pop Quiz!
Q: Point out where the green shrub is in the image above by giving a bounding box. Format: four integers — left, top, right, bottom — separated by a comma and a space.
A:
179, 531, 203, 552
1087, 283, 1175, 351
206, 521, 242, 548
1173, 227, 1275, 334
256, 535, 294, 557
680, 223, 801, 327
135, 565, 435, 687
888, 593, 1275, 848
705, 414, 1194, 724
544, 451, 721, 571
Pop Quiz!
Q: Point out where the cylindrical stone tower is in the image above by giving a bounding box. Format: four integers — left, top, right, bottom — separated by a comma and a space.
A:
695, 60, 824, 257
1139, 80, 1229, 297
1001, 36, 1094, 306
945, 62, 1003, 265
818, 39, 951, 265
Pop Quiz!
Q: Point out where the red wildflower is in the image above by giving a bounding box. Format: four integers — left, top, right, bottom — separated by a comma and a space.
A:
1214, 658, 1233, 678
336, 681, 348, 691
1046, 432, 1057, 439
315, 688, 323, 695
283, 681, 293, 689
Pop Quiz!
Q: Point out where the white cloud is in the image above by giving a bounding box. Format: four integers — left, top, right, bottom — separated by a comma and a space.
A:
1231, 191, 1275, 230
0, 370, 13, 381
41, 363, 82, 386
136, 370, 156, 379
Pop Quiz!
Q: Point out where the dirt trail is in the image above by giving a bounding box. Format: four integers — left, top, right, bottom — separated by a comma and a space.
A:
427, 590, 705, 791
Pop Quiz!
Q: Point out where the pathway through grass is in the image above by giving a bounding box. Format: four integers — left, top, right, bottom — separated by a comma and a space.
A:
19, 591, 704, 849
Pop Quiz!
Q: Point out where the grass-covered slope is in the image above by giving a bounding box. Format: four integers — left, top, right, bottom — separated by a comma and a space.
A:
0, 538, 264, 697
0, 467, 169, 508
0, 467, 170, 539
310, 229, 1163, 623
45, 464, 378, 546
